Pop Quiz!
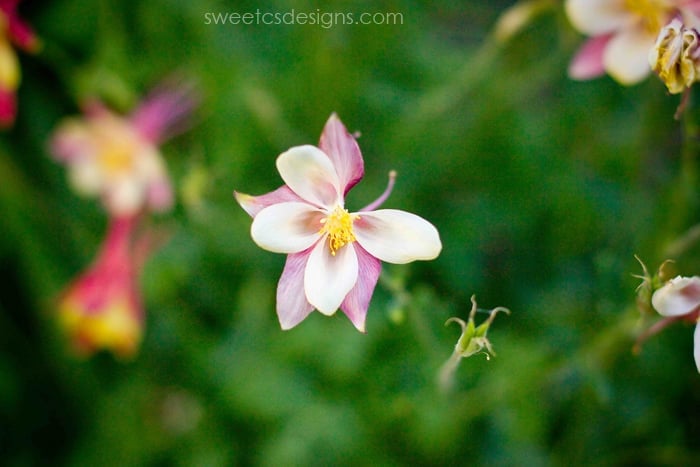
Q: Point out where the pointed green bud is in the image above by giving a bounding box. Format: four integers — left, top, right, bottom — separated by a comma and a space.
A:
438, 295, 510, 392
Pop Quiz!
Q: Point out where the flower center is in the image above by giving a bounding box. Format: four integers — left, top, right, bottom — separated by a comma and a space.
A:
100, 145, 134, 174
319, 205, 359, 256
625, 0, 672, 33
95, 120, 138, 175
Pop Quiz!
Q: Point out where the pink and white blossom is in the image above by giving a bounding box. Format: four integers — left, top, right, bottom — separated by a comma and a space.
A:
565, 0, 700, 84
50, 84, 196, 216
651, 275, 700, 372
235, 114, 442, 332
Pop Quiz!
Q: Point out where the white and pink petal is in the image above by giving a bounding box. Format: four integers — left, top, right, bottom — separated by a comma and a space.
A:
276, 145, 342, 208
68, 158, 103, 196
130, 82, 197, 144
304, 239, 358, 315
652, 276, 700, 317
277, 250, 315, 330
354, 209, 442, 264
318, 113, 364, 195
105, 177, 144, 217
565, 0, 632, 36
234, 185, 304, 218
50, 120, 94, 162
340, 244, 381, 333
603, 26, 656, 85
569, 35, 611, 80
251, 202, 324, 254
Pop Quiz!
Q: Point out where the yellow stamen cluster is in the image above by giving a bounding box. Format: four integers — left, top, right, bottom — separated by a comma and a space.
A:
96, 121, 138, 175
100, 145, 134, 173
319, 205, 359, 255
625, 0, 672, 34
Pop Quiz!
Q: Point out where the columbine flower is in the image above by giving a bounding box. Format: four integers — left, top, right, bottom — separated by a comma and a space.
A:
650, 275, 700, 372
235, 114, 442, 332
565, 0, 700, 84
649, 18, 700, 93
50, 83, 196, 217
0, 0, 40, 127
58, 216, 143, 358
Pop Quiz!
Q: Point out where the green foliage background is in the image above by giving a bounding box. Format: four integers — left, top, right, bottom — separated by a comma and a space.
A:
2, 0, 700, 465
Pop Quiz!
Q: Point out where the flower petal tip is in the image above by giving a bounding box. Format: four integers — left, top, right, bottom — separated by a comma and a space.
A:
316, 307, 338, 317
350, 319, 367, 333
278, 320, 297, 331
277, 305, 315, 330
233, 190, 256, 216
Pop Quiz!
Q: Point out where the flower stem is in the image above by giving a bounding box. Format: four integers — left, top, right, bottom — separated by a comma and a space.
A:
437, 351, 463, 394
662, 91, 700, 259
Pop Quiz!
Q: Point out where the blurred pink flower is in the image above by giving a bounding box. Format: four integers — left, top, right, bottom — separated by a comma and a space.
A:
58, 216, 143, 358
651, 275, 700, 372
0, 0, 39, 127
235, 114, 442, 332
566, 0, 700, 84
50, 84, 196, 217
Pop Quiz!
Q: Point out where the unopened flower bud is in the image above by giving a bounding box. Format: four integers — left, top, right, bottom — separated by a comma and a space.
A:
438, 295, 510, 392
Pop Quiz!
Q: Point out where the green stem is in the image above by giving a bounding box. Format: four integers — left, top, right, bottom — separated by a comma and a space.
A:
661, 93, 700, 259
437, 351, 463, 394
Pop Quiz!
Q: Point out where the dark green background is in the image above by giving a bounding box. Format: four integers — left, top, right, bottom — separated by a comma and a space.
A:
2, 0, 700, 465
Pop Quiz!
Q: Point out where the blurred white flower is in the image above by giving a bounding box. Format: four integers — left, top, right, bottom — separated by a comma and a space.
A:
50, 83, 196, 216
